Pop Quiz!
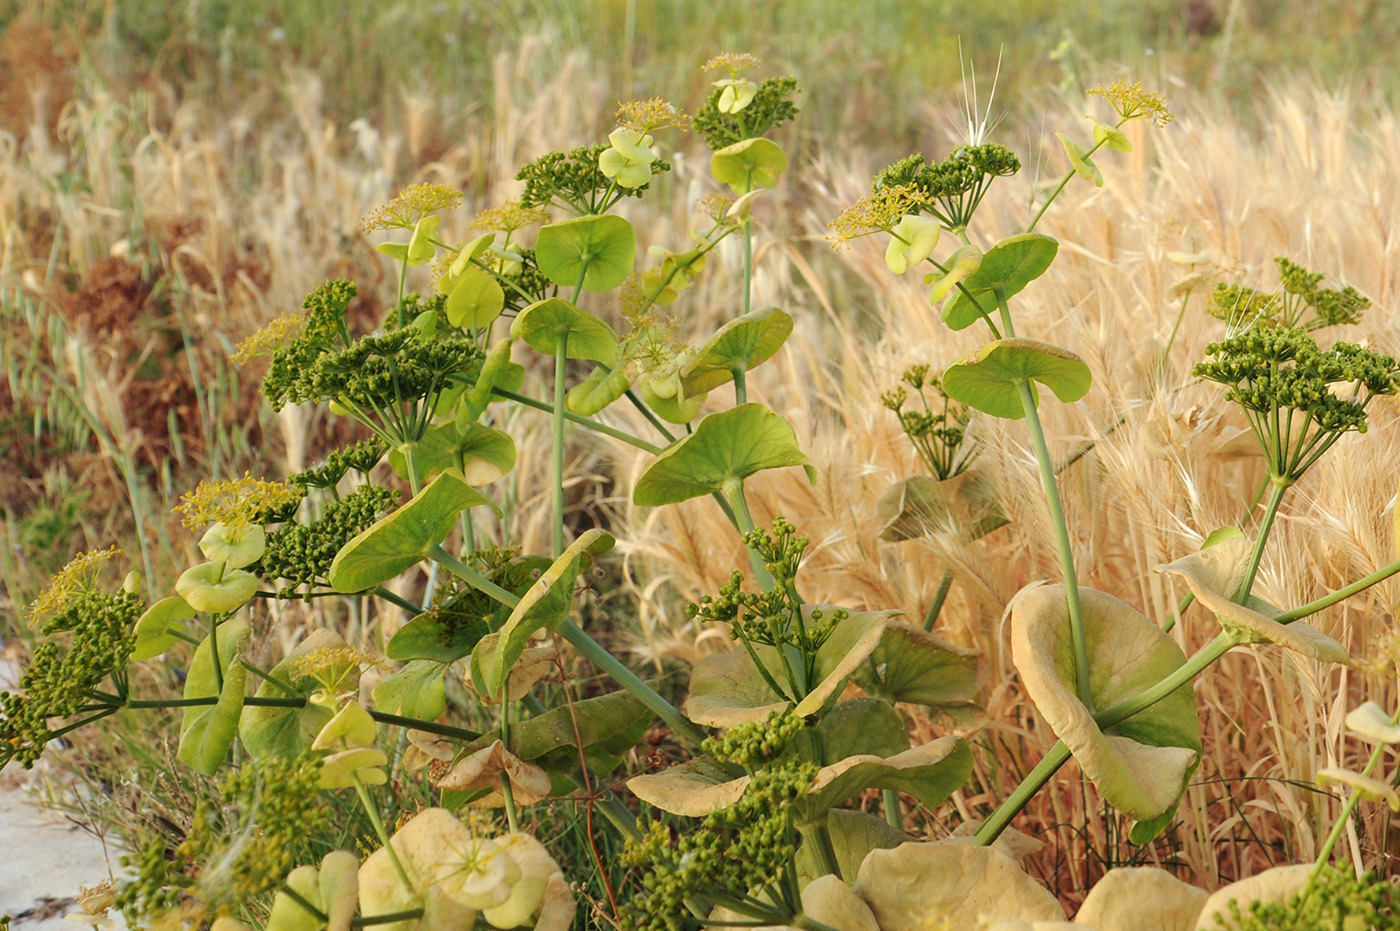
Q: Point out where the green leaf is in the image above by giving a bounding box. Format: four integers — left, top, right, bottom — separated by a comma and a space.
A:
389, 421, 517, 486
682, 608, 890, 727
509, 297, 619, 363
678, 308, 793, 398
853, 620, 983, 710
941, 337, 1092, 420
638, 374, 704, 424
627, 758, 750, 817
535, 215, 636, 293
175, 561, 258, 614
633, 403, 811, 506
791, 736, 973, 824
444, 265, 506, 329
1056, 132, 1104, 186
1076, 866, 1207, 931
925, 244, 983, 304
874, 471, 1007, 543
1159, 539, 1352, 664
796, 808, 912, 886
132, 596, 195, 661
1011, 583, 1202, 822
240, 628, 344, 759
510, 690, 650, 764
813, 697, 910, 762
328, 471, 495, 593
375, 241, 408, 262
387, 612, 491, 665
463, 338, 520, 424
1093, 121, 1133, 153
474, 530, 614, 698
179, 619, 251, 776
566, 365, 631, 416
372, 659, 447, 720
940, 233, 1059, 331
711, 138, 788, 193
406, 215, 441, 266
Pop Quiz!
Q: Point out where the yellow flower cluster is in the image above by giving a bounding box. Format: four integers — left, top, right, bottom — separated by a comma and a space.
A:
1088, 81, 1174, 128
27, 545, 121, 626
359, 183, 463, 234
468, 199, 549, 234
174, 474, 303, 529
293, 644, 383, 687
827, 184, 928, 247
616, 97, 689, 134
232, 312, 305, 365
704, 52, 760, 76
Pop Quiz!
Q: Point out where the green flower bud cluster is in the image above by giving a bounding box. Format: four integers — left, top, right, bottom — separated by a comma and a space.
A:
692, 76, 800, 150
1211, 258, 1370, 332
117, 753, 327, 921
1193, 327, 1399, 482
1, 589, 141, 769
874, 144, 1020, 232
262, 280, 358, 409
299, 327, 482, 416
499, 247, 552, 315
621, 760, 819, 931
253, 483, 400, 596
1208, 865, 1399, 931
289, 438, 387, 489
882, 364, 975, 480
702, 710, 803, 770
516, 145, 670, 215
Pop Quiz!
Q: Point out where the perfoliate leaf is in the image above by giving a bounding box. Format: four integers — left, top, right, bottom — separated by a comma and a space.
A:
179, 619, 251, 775
132, 596, 196, 661
1010, 584, 1201, 823
678, 308, 793, 398
389, 421, 516, 486
633, 403, 810, 506
875, 471, 1007, 543
176, 562, 258, 614
240, 628, 345, 759
791, 737, 973, 823
853, 620, 983, 710
1056, 132, 1103, 186
509, 297, 619, 363
566, 365, 631, 416
940, 233, 1059, 331
1074, 867, 1206, 931
711, 137, 788, 193
372, 659, 447, 720
329, 471, 495, 593
444, 266, 506, 329
941, 338, 1092, 420
535, 215, 636, 293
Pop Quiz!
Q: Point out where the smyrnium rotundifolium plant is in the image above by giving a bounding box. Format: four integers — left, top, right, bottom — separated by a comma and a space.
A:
12, 49, 1400, 931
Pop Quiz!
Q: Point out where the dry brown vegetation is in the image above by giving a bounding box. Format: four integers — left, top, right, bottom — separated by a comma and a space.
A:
2, 17, 1398, 905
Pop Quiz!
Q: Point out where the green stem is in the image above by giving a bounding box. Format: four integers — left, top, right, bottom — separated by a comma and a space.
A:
725, 478, 774, 589
278, 883, 329, 924
354, 771, 413, 891
733, 365, 747, 405
1312, 706, 1398, 877
796, 822, 840, 878
624, 387, 678, 444
368, 712, 480, 742
974, 741, 1074, 845
882, 788, 903, 830
429, 543, 707, 747
373, 585, 423, 615
1017, 377, 1092, 710
491, 387, 665, 454
1025, 128, 1115, 233
352, 910, 426, 929
742, 215, 754, 317
1233, 479, 1289, 602
923, 569, 954, 632
553, 330, 569, 556
208, 615, 223, 694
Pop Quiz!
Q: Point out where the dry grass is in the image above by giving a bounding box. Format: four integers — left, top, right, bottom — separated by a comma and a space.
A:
3, 18, 1399, 905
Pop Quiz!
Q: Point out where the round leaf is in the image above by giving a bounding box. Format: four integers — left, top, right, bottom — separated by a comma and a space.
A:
534, 215, 636, 293
389, 422, 517, 486
875, 471, 1007, 543
679, 308, 793, 398
510, 297, 619, 363
853, 621, 983, 710
566, 365, 631, 416
240, 628, 345, 759
176, 561, 258, 614
711, 138, 788, 193
329, 471, 495, 593
1011, 583, 1202, 822
372, 659, 447, 720
132, 596, 196, 661
1076, 867, 1206, 931
444, 266, 505, 329
633, 403, 811, 506
941, 338, 1091, 420
940, 233, 1059, 331
791, 736, 973, 823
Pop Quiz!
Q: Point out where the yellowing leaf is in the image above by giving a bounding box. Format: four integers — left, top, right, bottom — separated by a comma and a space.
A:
1011, 584, 1201, 822
1075, 867, 1206, 931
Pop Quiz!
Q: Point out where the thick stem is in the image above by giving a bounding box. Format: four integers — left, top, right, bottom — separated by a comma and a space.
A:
1017, 377, 1092, 710
1233, 479, 1290, 602
725, 478, 774, 589
974, 741, 1074, 845
1312, 706, 1397, 876
797, 822, 840, 878
490, 387, 665, 454
553, 330, 569, 556
923, 569, 955, 632
882, 788, 903, 830
354, 771, 414, 891
742, 216, 754, 317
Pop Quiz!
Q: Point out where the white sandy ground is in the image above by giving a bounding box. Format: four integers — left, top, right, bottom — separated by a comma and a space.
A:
1, 656, 126, 930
